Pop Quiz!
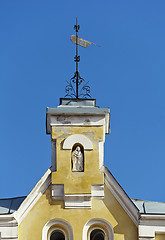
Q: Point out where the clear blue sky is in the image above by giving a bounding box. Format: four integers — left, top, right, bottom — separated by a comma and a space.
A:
0, 0, 165, 202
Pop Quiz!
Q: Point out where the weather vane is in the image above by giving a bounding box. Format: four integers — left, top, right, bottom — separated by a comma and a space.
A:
65, 18, 97, 99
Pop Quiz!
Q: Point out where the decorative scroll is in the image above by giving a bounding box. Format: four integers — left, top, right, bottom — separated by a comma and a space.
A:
65, 72, 91, 98
64, 18, 91, 99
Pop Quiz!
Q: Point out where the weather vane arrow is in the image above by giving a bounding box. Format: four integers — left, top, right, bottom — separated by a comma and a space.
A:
71, 35, 99, 48
65, 18, 98, 99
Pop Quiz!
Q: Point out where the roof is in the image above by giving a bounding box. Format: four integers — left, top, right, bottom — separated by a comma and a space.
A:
47, 98, 110, 115
47, 106, 110, 115
0, 196, 165, 215
0, 196, 26, 214
132, 199, 165, 214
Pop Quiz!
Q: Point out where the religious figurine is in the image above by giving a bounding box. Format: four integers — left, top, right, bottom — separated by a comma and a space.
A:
71, 146, 84, 172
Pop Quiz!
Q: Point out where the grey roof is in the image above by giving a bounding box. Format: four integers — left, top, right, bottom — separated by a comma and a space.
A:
1, 196, 165, 215
132, 199, 165, 214
47, 98, 110, 115
47, 106, 110, 115
0, 196, 26, 214
60, 98, 96, 107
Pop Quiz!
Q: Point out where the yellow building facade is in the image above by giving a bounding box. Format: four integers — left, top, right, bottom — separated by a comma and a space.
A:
0, 98, 165, 240
18, 98, 138, 240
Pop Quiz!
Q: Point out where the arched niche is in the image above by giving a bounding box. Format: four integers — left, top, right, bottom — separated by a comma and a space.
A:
63, 134, 93, 150
71, 143, 84, 172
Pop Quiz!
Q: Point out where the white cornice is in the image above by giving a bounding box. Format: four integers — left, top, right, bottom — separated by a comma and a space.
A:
103, 166, 139, 226
14, 168, 51, 224
0, 214, 17, 227
140, 214, 165, 220
52, 184, 104, 209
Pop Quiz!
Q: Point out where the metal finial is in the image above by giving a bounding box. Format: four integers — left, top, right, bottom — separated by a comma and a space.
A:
65, 19, 91, 99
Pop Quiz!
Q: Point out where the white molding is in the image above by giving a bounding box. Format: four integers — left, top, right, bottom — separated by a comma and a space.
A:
0, 214, 18, 239
47, 115, 108, 134
63, 134, 93, 150
42, 219, 73, 240
99, 141, 104, 169
91, 184, 104, 199
139, 225, 165, 239
52, 184, 64, 200
139, 238, 155, 240
140, 214, 165, 221
103, 166, 139, 226
83, 218, 114, 240
139, 215, 165, 239
51, 184, 104, 209
14, 169, 51, 224
105, 111, 110, 134
64, 195, 91, 209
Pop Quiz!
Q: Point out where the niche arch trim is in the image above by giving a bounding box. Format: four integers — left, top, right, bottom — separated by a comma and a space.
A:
63, 134, 93, 150
83, 218, 114, 240
42, 218, 73, 240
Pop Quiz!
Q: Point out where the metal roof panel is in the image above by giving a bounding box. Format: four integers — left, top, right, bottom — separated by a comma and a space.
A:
0, 196, 26, 214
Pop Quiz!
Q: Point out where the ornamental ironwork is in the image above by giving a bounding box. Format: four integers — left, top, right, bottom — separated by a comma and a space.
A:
65, 18, 93, 99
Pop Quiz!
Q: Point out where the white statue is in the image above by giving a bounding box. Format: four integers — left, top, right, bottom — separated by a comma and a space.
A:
71, 146, 84, 172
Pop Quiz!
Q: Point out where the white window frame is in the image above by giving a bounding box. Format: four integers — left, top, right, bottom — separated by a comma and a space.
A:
83, 218, 114, 240
42, 219, 73, 240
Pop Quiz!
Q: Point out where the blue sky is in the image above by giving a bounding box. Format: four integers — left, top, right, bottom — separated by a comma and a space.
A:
0, 0, 165, 202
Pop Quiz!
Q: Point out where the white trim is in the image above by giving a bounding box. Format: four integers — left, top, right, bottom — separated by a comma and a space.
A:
64, 194, 91, 209
51, 184, 104, 208
52, 184, 64, 200
91, 184, 104, 199
99, 141, 104, 169
140, 214, 165, 221
46, 114, 108, 134
14, 168, 51, 224
139, 215, 165, 239
0, 215, 17, 228
103, 166, 139, 226
42, 219, 73, 240
83, 218, 114, 240
139, 225, 165, 239
0, 214, 18, 239
63, 134, 93, 150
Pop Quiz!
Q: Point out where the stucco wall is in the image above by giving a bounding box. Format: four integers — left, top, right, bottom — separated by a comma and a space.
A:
155, 234, 165, 240
19, 184, 138, 240
51, 126, 104, 194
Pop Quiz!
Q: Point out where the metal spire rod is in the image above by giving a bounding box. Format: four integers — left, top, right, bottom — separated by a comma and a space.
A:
74, 18, 80, 99
64, 19, 91, 99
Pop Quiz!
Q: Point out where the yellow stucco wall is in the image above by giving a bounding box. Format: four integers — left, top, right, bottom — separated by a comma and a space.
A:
51, 126, 104, 194
19, 124, 137, 239
19, 184, 138, 240
155, 234, 165, 240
